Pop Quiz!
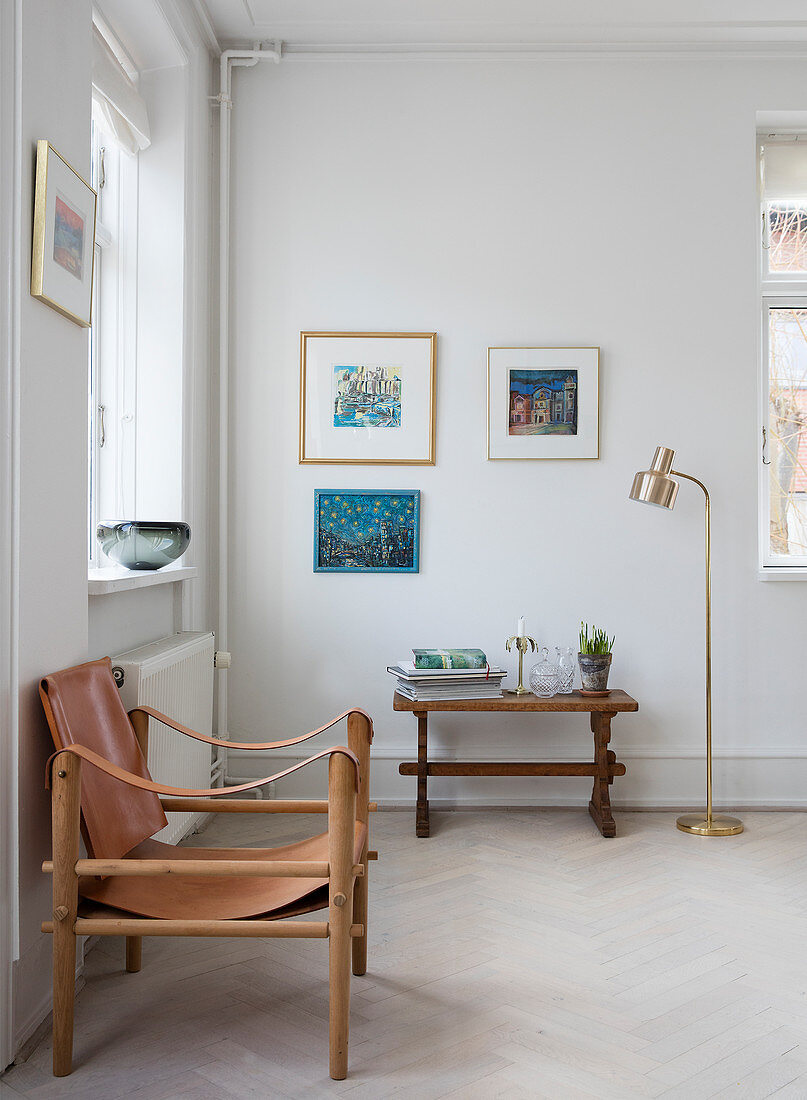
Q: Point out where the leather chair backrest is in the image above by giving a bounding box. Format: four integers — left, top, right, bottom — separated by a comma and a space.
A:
40, 657, 168, 859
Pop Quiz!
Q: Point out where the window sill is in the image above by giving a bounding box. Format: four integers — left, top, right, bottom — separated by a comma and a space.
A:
758, 568, 807, 582
88, 564, 197, 596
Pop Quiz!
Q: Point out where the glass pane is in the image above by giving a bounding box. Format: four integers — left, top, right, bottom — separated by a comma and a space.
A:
766, 203, 807, 273
88, 242, 100, 563
769, 308, 807, 557
89, 119, 96, 563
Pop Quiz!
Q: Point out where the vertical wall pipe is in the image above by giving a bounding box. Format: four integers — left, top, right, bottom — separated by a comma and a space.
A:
216, 47, 280, 775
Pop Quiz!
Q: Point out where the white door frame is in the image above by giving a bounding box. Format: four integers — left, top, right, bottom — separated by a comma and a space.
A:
0, 0, 21, 1071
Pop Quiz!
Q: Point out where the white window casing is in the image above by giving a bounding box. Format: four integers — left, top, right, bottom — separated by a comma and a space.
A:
91, 27, 150, 156
89, 11, 189, 574
759, 135, 807, 575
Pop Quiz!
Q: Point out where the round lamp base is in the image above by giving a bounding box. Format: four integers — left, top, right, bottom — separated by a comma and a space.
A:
676, 813, 744, 837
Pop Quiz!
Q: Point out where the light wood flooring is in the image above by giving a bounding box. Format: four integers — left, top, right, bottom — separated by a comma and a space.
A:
3, 809, 807, 1099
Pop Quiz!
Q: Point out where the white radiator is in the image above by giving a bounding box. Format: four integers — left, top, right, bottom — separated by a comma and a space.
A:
113, 631, 215, 845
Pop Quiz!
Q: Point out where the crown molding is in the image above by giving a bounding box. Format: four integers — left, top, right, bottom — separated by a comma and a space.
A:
215, 38, 807, 61
187, 0, 222, 55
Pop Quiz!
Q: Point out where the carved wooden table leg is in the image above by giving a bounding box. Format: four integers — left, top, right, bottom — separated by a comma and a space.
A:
415, 711, 430, 837
589, 711, 618, 838
607, 749, 617, 784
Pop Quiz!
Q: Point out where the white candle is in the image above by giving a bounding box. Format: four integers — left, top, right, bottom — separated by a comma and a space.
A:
517, 616, 525, 638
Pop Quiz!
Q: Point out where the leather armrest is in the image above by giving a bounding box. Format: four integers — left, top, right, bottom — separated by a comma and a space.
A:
46, 744, 359, 797
128, 705, 373, 752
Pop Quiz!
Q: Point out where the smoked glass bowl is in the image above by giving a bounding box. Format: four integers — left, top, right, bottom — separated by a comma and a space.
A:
96, 521, 191, 571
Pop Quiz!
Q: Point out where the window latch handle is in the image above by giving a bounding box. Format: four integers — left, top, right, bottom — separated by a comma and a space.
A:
762, 425, 771, 466
98, 404, 106, 448
99, 147, 105, 189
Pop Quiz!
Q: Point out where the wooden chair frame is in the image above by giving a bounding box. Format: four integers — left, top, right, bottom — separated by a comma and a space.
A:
41, 705, 374, 1081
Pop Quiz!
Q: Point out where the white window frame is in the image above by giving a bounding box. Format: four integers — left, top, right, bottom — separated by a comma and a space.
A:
761, 200, 807, 286
759, 198, 807, 573
88, 124, 138, 567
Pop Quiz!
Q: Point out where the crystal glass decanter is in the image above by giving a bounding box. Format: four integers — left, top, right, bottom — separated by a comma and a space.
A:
556, 646, 575, 694
529, 647, 559, 698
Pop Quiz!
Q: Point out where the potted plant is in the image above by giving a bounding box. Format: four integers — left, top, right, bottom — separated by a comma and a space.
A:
578, 623, 614, 695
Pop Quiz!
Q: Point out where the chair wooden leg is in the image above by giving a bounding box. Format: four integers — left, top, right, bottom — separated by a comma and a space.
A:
351, 844, 368, 977
347, 710, 372, 979
125, 936, 142, 973
328, 752, 356, 1081
51, 753, 81, 1077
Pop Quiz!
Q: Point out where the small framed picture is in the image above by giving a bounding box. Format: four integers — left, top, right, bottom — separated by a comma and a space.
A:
487, 346, 599, 460
314, 489, 421, 573
30, 140, 97, 327
300, 332, 436, 464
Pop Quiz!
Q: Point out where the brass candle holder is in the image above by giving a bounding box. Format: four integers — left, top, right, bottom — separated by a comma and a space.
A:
505, 634, 537, 695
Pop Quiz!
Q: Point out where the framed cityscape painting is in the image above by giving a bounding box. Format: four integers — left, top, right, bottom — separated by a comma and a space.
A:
314, 490, 420, 573
487, 346, 599, 459
31, 140, 97, 327
300, 332, 436, 464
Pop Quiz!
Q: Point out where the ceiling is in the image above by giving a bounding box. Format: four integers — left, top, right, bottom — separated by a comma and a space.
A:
95, 0, 188, 72
196, 0, 807, 52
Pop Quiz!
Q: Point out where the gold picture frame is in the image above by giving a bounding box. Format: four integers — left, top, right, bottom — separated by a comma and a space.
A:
487, 346, 600, 460
31, 140, 97, 327
299, 331, 436, 465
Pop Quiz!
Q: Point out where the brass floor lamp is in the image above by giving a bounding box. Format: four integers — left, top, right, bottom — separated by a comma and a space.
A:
629, 446, 743, 837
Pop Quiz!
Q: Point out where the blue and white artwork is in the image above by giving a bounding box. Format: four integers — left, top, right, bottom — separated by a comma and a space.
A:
314, 490, 420, 573
333, 365, 402, 428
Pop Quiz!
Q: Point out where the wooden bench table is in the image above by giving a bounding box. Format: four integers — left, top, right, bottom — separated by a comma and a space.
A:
394, 689, 639, 838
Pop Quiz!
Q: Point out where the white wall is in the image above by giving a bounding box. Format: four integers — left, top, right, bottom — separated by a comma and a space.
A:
0, 0, 20, 1069
12, 0, 92, 1050
226, 56, 807, 809
7, 0, 215, 1058
89, 586, 176, 658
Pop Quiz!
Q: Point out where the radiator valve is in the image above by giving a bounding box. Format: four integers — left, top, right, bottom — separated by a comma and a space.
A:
214, 650, 232, 669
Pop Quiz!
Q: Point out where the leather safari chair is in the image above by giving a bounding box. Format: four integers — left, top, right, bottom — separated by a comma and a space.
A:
39, 657, 373, 1080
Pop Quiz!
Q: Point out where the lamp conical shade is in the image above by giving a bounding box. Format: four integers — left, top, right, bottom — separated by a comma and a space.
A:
630, 446, 679, 510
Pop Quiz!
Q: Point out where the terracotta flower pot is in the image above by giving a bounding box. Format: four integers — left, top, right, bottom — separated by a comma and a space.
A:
577, 652, 612, 693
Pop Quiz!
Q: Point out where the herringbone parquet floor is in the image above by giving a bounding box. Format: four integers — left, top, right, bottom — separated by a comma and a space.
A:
4, 810, 807, 1099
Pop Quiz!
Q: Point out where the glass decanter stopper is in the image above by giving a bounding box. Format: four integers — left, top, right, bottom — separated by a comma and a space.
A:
556, 646, 575, 694
529, 647, 559, 698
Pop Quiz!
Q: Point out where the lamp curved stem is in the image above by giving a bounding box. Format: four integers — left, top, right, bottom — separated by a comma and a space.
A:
672, 470, 712, 825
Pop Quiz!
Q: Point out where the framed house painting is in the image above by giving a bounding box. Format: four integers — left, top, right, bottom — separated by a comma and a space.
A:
314, 489, 420, 573
487, 346, 599, 459
31, 140, 97, 327
300, 332, 436, 464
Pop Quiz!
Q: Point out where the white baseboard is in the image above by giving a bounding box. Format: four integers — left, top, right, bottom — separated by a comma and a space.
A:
13, 970, 85, 1064
13, 935, 92, 1062
227, 745, 807, 761
225, 746, 807, 808
371, 798, 807, 811
13, 988, 53, 1063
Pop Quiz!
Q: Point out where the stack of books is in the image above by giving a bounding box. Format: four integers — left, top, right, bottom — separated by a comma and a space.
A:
388, 660, 507, 701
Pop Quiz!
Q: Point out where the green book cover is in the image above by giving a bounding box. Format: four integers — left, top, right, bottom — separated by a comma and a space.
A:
413, 648, 487, 669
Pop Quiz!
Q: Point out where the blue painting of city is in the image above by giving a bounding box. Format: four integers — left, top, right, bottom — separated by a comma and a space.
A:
315, 491, 419, 573
333, 365, 402, 428
509, 369, 578, 435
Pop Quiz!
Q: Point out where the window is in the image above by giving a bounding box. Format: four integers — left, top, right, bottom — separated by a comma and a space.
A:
760, 137, 807, 569
88, 125, 137, 565
88, 25, 149, 567
87, 16, 192, 576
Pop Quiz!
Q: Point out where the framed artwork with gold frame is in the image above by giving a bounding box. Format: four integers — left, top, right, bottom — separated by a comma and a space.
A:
487, 346, 599, 460
299, 331, 436, 465
31, 140, 97, 327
